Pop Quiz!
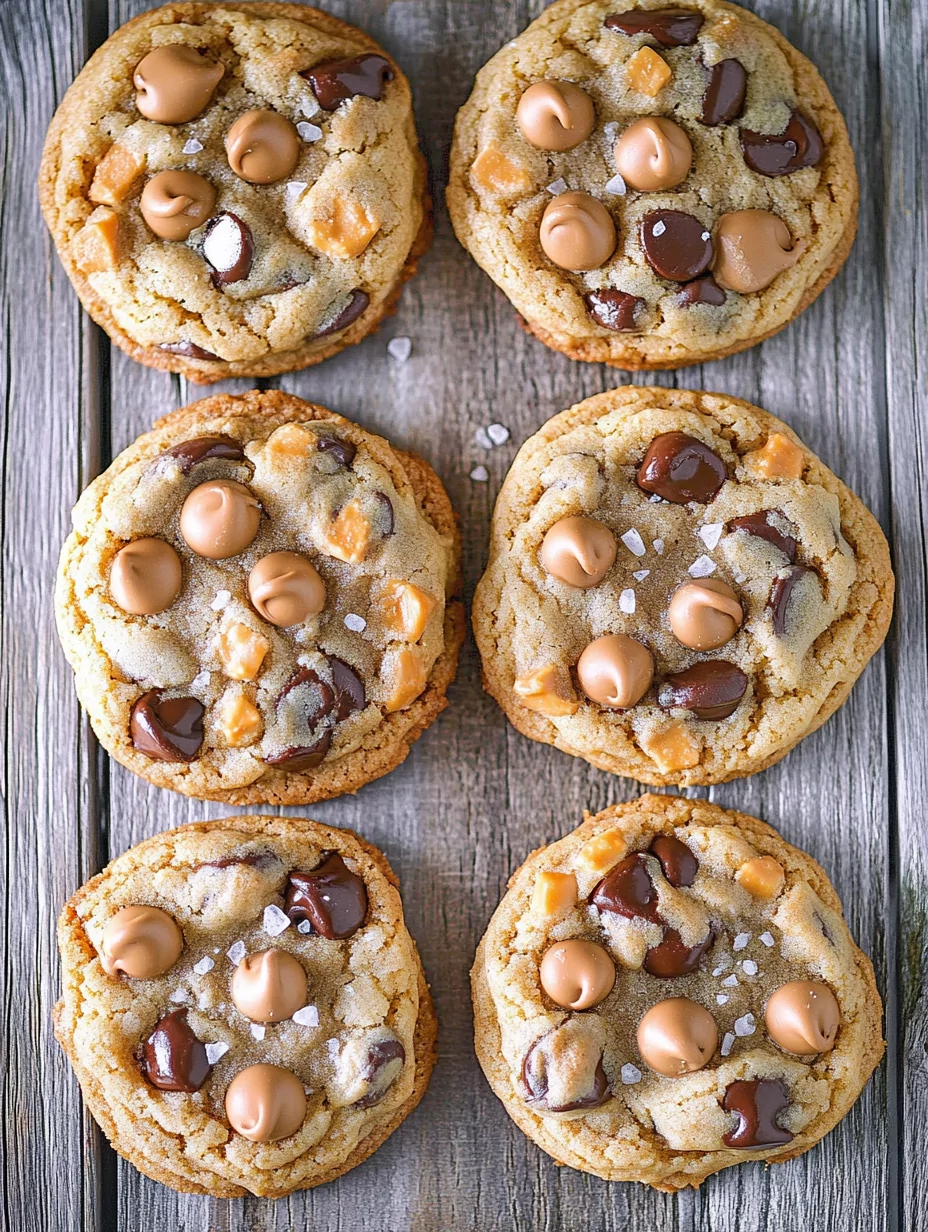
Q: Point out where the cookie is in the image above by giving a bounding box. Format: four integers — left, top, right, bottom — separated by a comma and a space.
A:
472, 795, 883, 1189
54, 815, 437, 1198
473, 387, 893, 785
55, 390, 464, 803
447, 0, 857, 369
39, 3, 429, 382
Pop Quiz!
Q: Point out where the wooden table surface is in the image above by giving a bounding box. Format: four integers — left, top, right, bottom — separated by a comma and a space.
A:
2, 0, 925, 1228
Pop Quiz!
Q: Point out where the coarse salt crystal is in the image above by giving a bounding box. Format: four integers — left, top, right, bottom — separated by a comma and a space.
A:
292, 1005, 320, 1027
698, 523, 724, 550
344, 613, 367, 633
712, 964, 728, 977
652, 220, 666, 237
297, 121, 323, 142
169, 988, 186, 1003
193, 956, 215, 975
297, 920, 312, 935
689, 554, 717, 578
487, 423, 510, 446
227, 940, 246, 965
652, 538, 665, 554
285, 180, 308, 202
547, 177, 568, 195
300, 95, 320, 118
741, 959, 758, 976
190, 670, 210, 691
182, 137, 203, 154
205, 1041, 230, 1064
474, 426, 492, 449
649, 493, 662, 503
722, 974, 738, 987
387, 336, 412, 362
716, 994, 729, 1005
619, 588, 636, 614
759, 932, 775, 948
326, 1038, 340, 1057
633, 569, 650, 581
470, 465, 489, 482
263, 904, 291, 936
604, 173, 627, 195
621, 528, 646, 557
734, 1013, 756, 1037
621, 1063, 642, 1085
701, 230, 711, 241
251, 1024, 266, 1042
733, 932, 750, 951
603, 121, 620, 143
734, 569, 747, 583
721, 1031, 735, 1057
211, 590, 231, 611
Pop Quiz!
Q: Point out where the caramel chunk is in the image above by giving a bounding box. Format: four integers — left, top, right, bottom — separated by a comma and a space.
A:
322, 500, 371, 564
306, 198, 380, 259
513, 665, 580, 717
576, 828, 626, 875
736, 855, 785, 899
216, 689, 263, 748
266, 423, 316, 458
743, 432, 804, 479
383, 647, 428, 711
89, 143, 145, 205
639, 723, 700, 773
75, 208, 122, 273
471, 146, 532, 195
625, 47, 673, 97
530, 870, 577, 918
380, 580, 437, 641
217, 622, 269, 681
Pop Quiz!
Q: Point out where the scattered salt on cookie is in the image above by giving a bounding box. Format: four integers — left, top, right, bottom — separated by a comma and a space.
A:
387, 336, 412, 362
689, 554, 717, 578
193, 956, 215, 975
652, 538, 664, 554
299, 94, 320, 118
297, 121, 323, 142
720, 1031, 736, 1057
190, 670, 210, 691
741, 959, 758, 976
475, 426, 493, 449
211, 589, 231, 611
604, 173, 627, 195
759, 932, 775, 948
733, 932, 750, 951
716, 993, 729, 1005
169, 987, 186, 1003
547, 177, 568, 195
285, 181, 308, 202
250, 1024, 266, 1042
698, 523, 724, 550
296, 920, 312, 935
487, 423, 510, 446
621, 528, 646, 557
205, 1040, 230, 1064
619, 588, 636, 614
633, 569, 650, 581
344, 613, 367, 633
292, 1005, 320, 1027
182, 137, 203, 154
734, 1012, 756, 1037
263, 904, 291, 936
652, 219, 667, 237
471, 465, 489, 482
621, 1063, 642, 1085
326, 1038, 340, 1057
722, 973, 738, 987
227, 940, 246, 965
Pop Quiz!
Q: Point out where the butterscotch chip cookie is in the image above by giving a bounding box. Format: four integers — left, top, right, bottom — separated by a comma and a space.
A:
39, 3, 429, 382
447, 0, 857, 369
472, 795, 883, 1189
54, 815, 437, 1198
55, 390, 464, 803
473, 387, 892, 785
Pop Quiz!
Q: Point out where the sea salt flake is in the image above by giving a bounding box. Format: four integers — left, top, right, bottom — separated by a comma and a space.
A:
722, 974, 738, 987
285, 180, 308, 202
734, 569, 747, 583
633, 569, 650, 581
689, 554, 717, 578
182, 137, 203, 154
619, 588, 636, 614
604, 173, 627, 195
716, 994, 729, 1005
652, 220, 667, 237
547, 177, 568, 195
211, 589, 231, 611
621, 1063, 642, 1085
721, 1031, 736, 1057
701, 230, 711, 241
474, 426, 492, 449
263, 903, 291, 936
698, 523, 724, 550
205, 1041, 230, 1064
193, 956, 215, 976
712, 964, 727, 977
652, 538, 665, 554
227, 940, 246, 965
649, 493, 662, 503
169, 988, 186, 1003
470, 465, 489, 482
487, 422, 510, 446
741, 959, 758, 976
297, 121, 323, 142
759, 931, 775, 948
300, 94, 321, 118
297, 920, 312, 935
292, 1005, 320, 1027
621, 528, 646, 557
733, 932, 750, 951
387, 336, 412, 362
603, 121, 620, 144
734, 1013, 756, 1037
251, 1024, 266, 1042
190, 670, 210, 691
344, 613, 367, 633
326, 1038, 340, 1057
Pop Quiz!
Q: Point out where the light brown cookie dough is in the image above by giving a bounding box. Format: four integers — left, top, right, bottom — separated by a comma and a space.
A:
55, 815, 437, 1198
473, 387, 893, 785
472, 795, 883, 1189
39, 3, 429, 383
447, 0, 857, 369
55, 390, 464, 803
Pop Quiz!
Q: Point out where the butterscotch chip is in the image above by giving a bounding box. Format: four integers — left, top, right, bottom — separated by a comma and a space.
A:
322, 501, 371, 564
383, 647, 429, 712
380, 580, 437, 641
217, 623, 269, 682
471, 146, 532, 195
640, 724, 701, 774
744, 432, 805, 479
216, 689, 263, 747
305, 198, 381, 260
74, 207, 122, 273
530, 870, 577, 918
88, 143, 145, 205
736, 855, 786, 899
625, 47, 672, 97
513, 665, 579, 716
576, 828, 626, 875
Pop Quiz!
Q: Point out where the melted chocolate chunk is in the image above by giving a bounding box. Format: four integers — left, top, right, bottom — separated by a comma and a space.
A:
768, 565, 815, 636
584, 289, 644, 331
317, 435, 357, 468
203, 212, 254, 285
522, 1035, 610, 1111
728, 510, 797, 562
266, 730, 332, 772
591, 854, 661, 922
722, 1079, 794, 1148
130, 691, 204, 762
267, 668, 337, 771
159, 341, 221, 361
285, 853, 368, 939
740, 109, 824, 177
142, 1010, 210, 1092
678, 275, 726, 307
659, 661, 748, 720
159, 435, 245, 473
356, 1038, 406, 1107
604, 8, 703, 46
645, 926, 713, 977
640, 210, 713, 281
700, 59, 748, 125
194, 852, 275, 871
637, 431, 727, 503
372, 491, 395, 537
649, 835, 698, 887
316, 289, 370, 337
277, 668, 336, 726
303, 54, 393, 111
326, 656, 366, 720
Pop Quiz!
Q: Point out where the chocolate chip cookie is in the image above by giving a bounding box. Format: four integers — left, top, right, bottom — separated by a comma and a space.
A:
448, 0, 857, 369
472, 795, 883, 1189
472, 387, 892, 785
55, 390, 464, 803
39, 3, 429, 382
54, 815, 437, 1198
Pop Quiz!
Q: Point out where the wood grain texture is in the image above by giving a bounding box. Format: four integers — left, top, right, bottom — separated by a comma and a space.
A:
1, 0, 922, 1227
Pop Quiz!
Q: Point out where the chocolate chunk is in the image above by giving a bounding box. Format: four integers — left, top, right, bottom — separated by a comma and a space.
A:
740, 109, 824, 177
637, 431, 727, 503
584, 289, 644, 331
640, 210, 713, 281
700, 59, 747, 125
722, 1079, 794, 1148
266, 730, 332, 772
604, 8, 704, 46
277, 668, 335, 727
195, 852, 275, 871
267, 668, 337, 771
522, 1035, 610, 1111
728, 510, 797, 562
678, 275, 726, 307
316, 290, 370, 337
326, 656, 366, 720
372, 491, 395, 537
649, 835, 698, 887
303, 54, 393, 111
659, 661, 748, 719
160, 435, 245, 473
317, 435, 357, 468
591, 854, 661, 922
130, 691, 204, 761
159, 341, 221, 361
202, 212, 254, 284
285, 853, 368, 939
142, 1010, 210, 1092
645, 926, 713, 977
768, 565, 814, 636
356, 1038, 406, 1107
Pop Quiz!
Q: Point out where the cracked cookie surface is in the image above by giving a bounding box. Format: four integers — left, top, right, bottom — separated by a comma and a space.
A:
472, 795, 883, 1189
39, 3, 428, 382
472, 387, 893, 785
55, 390, 464, 804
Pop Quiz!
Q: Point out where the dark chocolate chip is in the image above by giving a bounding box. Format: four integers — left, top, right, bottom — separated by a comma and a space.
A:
640, 210, 713, 281
285, 852, 368, 939
644, 926, 713, 977
740, 109, 824, 177
317, 435, 357, 468
130, 690, 205, 761
356, 1037, 406, 1107
591, 854, 661, 923
584, 289, 644, 331
372, 491, 395, 537
302, 54, 393, 111
649, 835, 698, 887
768, 565, 815, 636
159, 435, 245, 473
658, 661, 748, 720
700, 59, 747, 125
722, 1079, 794, 1148
728, 510, 797, 562
203, 211, 254, 284
678, 275, 726, 307
637, 431, 727, 503
265, 730, 332, 772
159, 341, 221, 361
194, 852, 275, 871
142, 1009, 210, 1092
326, 656, 366, 720
604, 8, 703, 46
522, 1032, 610, 1111
315, 289, 370, 337
277, 668, 336, 727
